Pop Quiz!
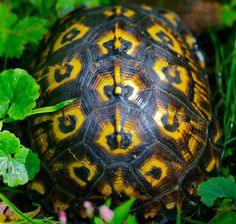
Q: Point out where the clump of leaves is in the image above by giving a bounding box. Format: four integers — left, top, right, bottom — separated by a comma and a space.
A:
198, 176, 236, 207
0, 3, 48, 59
221, 0, 236, 26
0, 69, 75, 187
189, 177, 236, 224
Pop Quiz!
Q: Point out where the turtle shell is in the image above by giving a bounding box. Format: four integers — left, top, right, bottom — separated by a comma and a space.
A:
28, 5, 222, 223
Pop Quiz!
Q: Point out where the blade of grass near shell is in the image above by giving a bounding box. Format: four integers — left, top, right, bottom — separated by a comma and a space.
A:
0, 193, 36, 224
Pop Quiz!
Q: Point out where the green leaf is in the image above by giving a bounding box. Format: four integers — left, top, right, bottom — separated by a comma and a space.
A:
14, 17, 48, 44
197, 177, 236, 207
56, 0, 75, 17
0, 131, 40, 187
0, 3, 48, 58
94, 217, 105, 224
110, 198, 135, 224
104, 198, 112, 207
210, 211, 236, 224
221, 8, 236, 27
0, 69, 39, 120
127, 215, 138, 224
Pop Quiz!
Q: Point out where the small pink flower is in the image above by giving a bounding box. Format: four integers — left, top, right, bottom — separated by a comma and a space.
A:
58, 210, 67, 224
83, 201, 95, 216
99, 205, 114, 222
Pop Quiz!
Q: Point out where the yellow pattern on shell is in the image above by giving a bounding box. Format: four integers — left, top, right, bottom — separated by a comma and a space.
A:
140, 5, 152, 11
162, 12, 178, 26
147, 24, 183, 56
153, 56, 191, 98
103, 9, 113, 17
123, 9, 135, 17
166, 202, 176, 210
113, 168, 136, 196
191, 72, 211, 121
37, 57, 82, 95
96, 119, 142, 156
53, 200, 70, 211
206, 155, 219, 172
99, 183, 112, 198
68, 159, 97, 187
153, 58, 169, 83
97, 30, 140, 56
139, 156, 168, 187
93, 73, 114, 102
123, 74, 146, 101
114, 61, 122, 94
30, 181, 46, 195
153, 102, 188, 142
52, 104, 85, 141
53, 23, 90, 52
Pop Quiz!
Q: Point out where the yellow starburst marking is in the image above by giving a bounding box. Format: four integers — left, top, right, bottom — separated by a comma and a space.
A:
115, 105, 122, 147
93, 73, 114, 102
139, 156, 168, 187
51, 104, 85, 141
68, 159, 97, 187
99, 183, 112, 198
97, 29, 140, 56
123, 74, 145, 101
123, 9, 135, 18
30, 181, 46, 195
153, 101, 199, 146
206, 157, 218, 172
140, 5, 152, 11
153, 58, 169, 82
96, 117, 142, 156
213, 123, 222, 144
51, 161, 64, 172
115, 6, 122, 16
183, 33, 195, 49
153, 58, 189, 97
103, 9, 114, 17
147, 24, 183, 55
53, 23, 90, 52
38, 56, 82, 94
166, 202, 176, 210
114, 60, 122, 94
97, 31, 114, 55
53, 200, 70, 211
113, 168, 137, 197
162, 12, 178, 26
169, 66, 189, 96
31, 126, 48, 154
191, 72, 211, 121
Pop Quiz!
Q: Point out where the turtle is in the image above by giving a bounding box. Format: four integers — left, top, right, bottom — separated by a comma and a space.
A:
27, 4, 222, 223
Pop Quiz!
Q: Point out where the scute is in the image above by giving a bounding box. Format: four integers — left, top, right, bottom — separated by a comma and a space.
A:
28, 4, 221, 223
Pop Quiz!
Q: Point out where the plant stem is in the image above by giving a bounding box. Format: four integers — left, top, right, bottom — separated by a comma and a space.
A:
0, 193, 37, 224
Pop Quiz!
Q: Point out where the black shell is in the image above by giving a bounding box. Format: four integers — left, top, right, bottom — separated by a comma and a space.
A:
28, 5, 222, 223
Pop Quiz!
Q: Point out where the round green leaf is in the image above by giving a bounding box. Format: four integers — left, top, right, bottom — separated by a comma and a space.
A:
0, 130, 40, 187
0, 68, 39, 120
0, 131, 20, 155
197, 177, 236, 207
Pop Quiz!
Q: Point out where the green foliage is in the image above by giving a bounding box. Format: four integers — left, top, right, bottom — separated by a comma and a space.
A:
0, 193, 61, 223
0, 131, 40, 187
198, 177, 236, 207
0, 3, 47, 59
0, 69, 39, 120
221, 0, 236, 26
111, 198, 136, 224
